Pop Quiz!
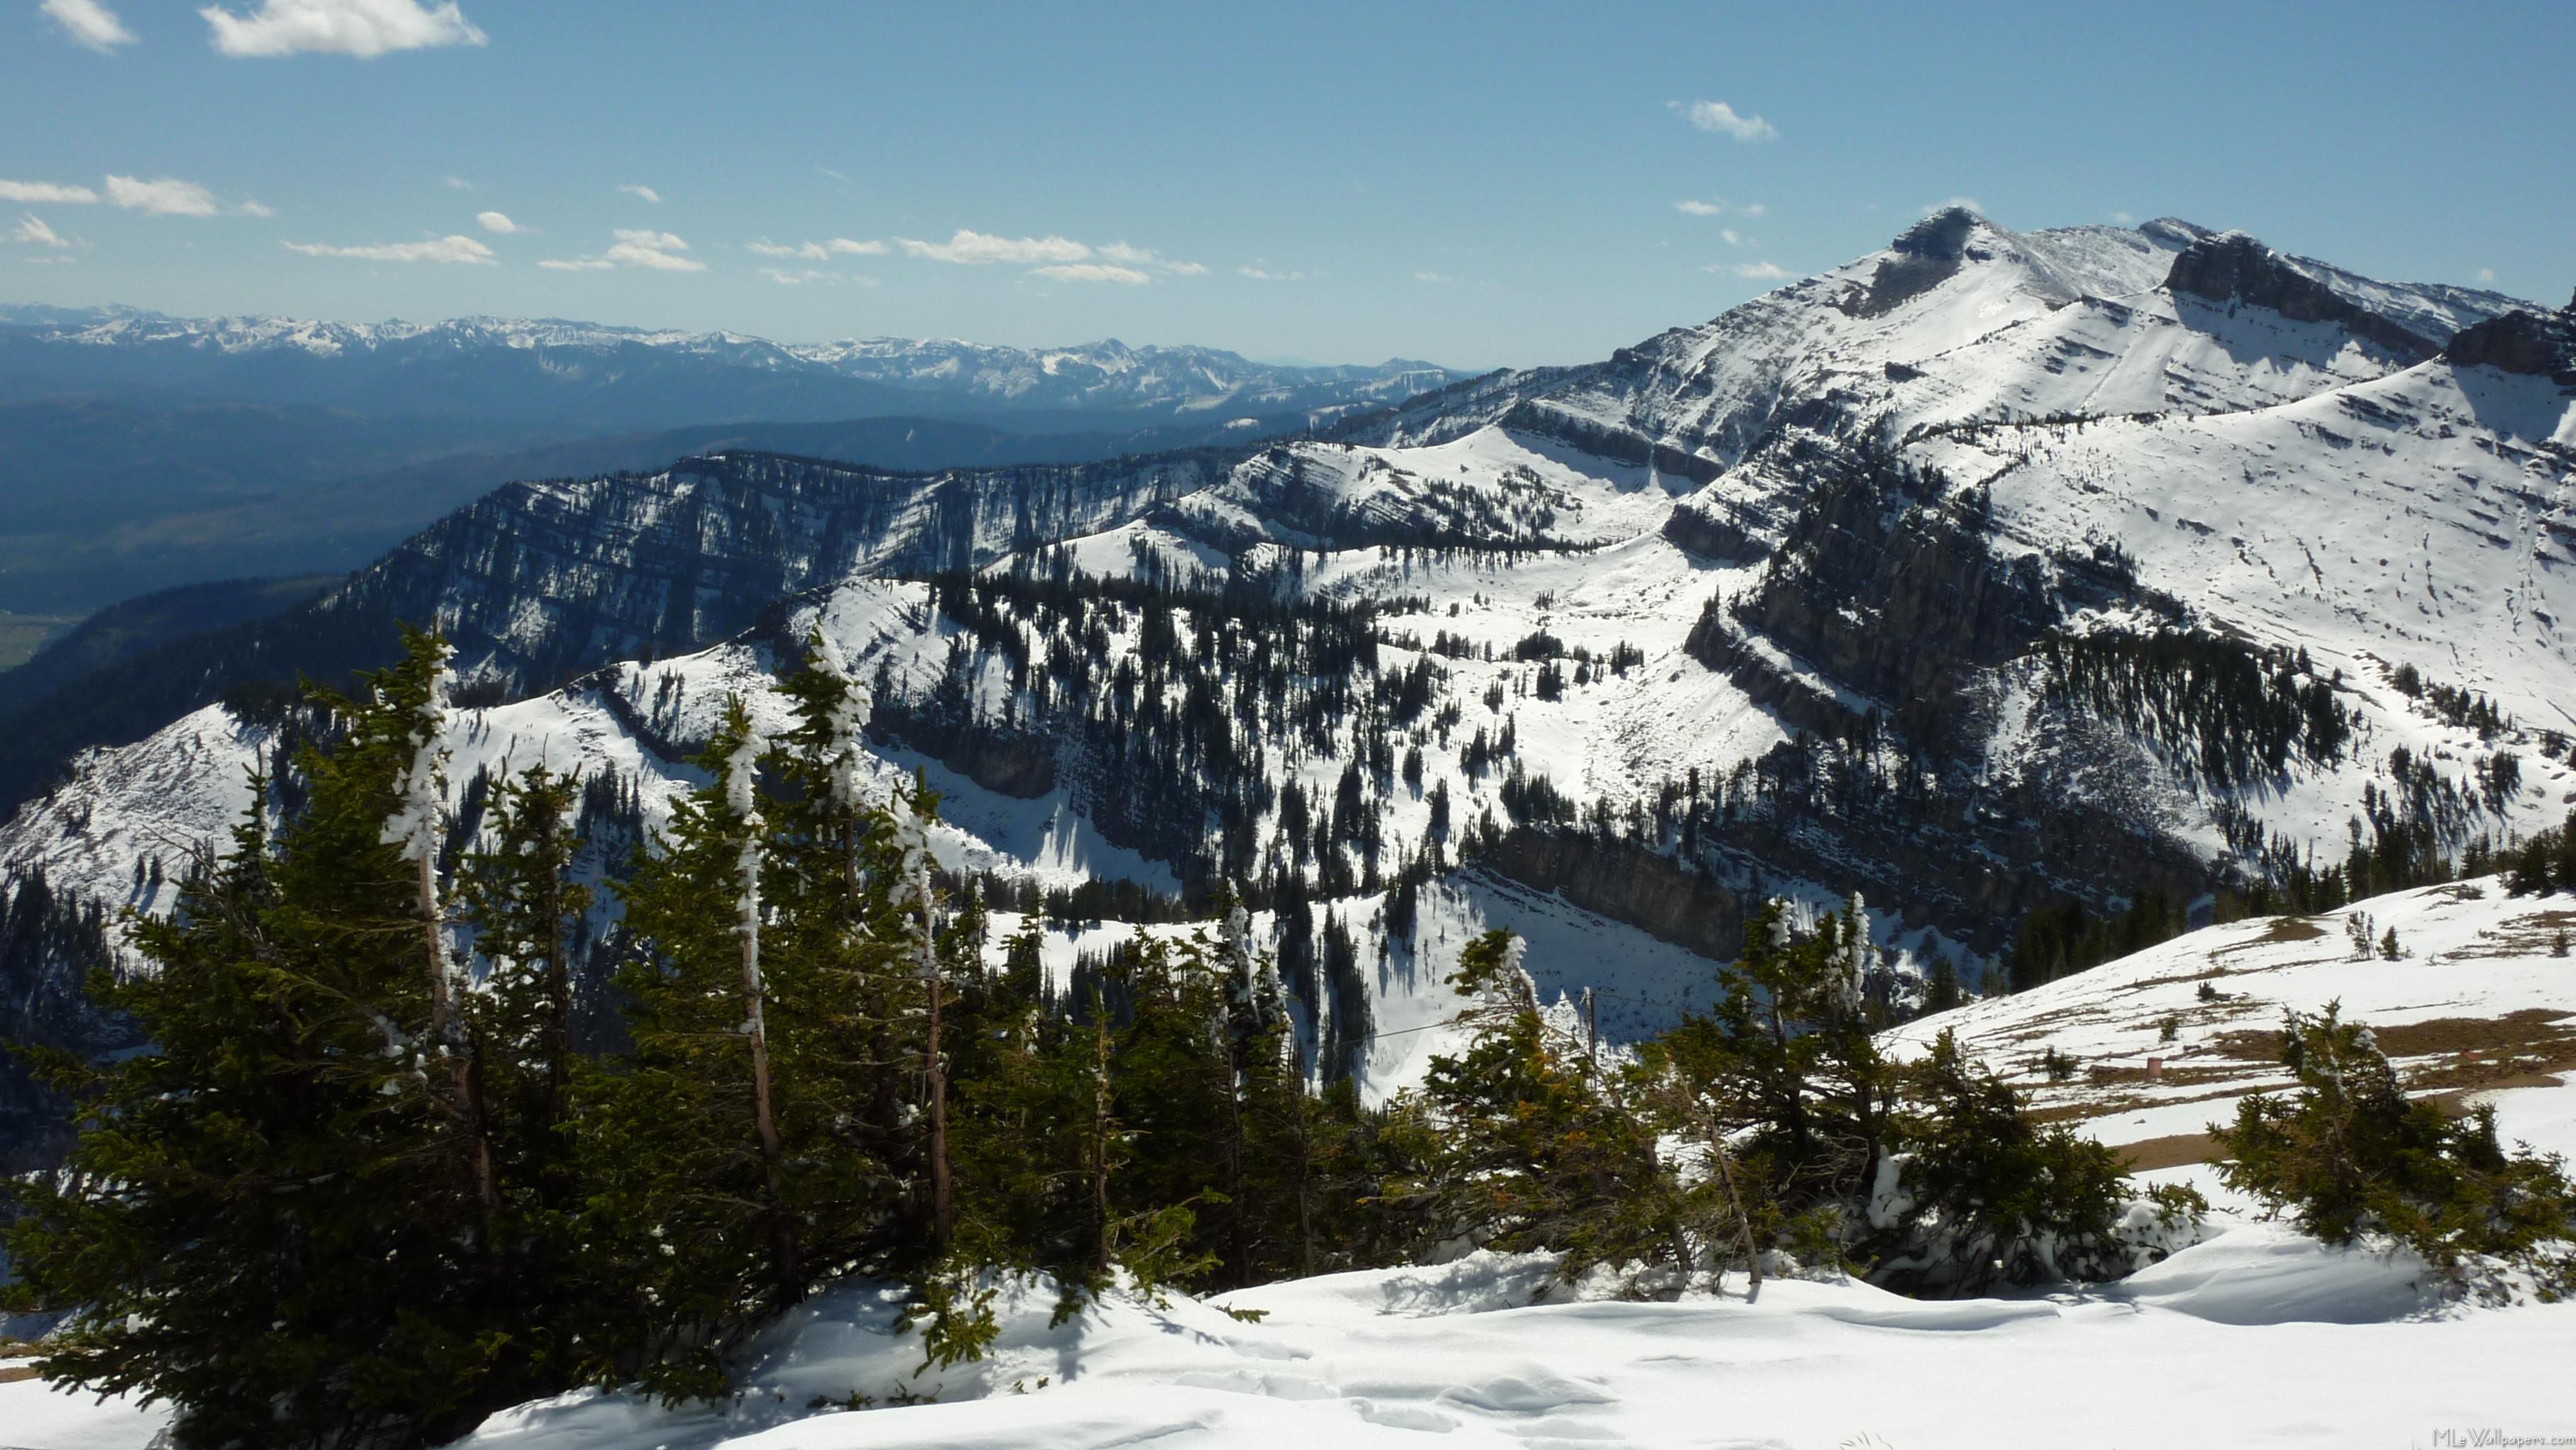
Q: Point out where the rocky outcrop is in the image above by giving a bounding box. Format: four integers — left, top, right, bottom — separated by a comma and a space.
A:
2443, 308, 2576, 385
1473, 827, 1744, 959
1839, 207, 1984, 318
2166, 233, 2445, 360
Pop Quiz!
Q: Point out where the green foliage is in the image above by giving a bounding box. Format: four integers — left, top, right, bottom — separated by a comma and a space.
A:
2, 629, 556, 1449
2214, 1005, 2576, 1296
2006, 889, 2187, 992
2038, 629, 2352, 786
1867, 1031, 2199, 1294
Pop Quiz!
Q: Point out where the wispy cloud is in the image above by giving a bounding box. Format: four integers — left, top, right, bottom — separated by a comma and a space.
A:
11, 215, 71, 248
1724, 260, 1790, 280
1720, 228, 1749, 248
1032, 262, 1149, 284
895, 228, 1200, 282
2109, 209, 2138, 226
201, 0, 486, 58
604, 228, 701, 270
1675, 199, 1723, 217
1099, 240, 1205, 275
1924, 196, 1984, 217
1674, 99, 1777, 142
616, 182, 661, 204
476, 210, 521, 234
2475, 267, 2497, 284
105, 175, 220, 216
0, 179, 102, 204
746, 236, 884, 260
899, 229, 1089, 265
539, 230, 703, 272
759, 267, 879, 287
1238, 265, 1303, 282
1414, 271, 1465, 284
237, 199, 277, 218
444, 174, 473, 190
43, 0, 137, 50
283, 233, 495, 263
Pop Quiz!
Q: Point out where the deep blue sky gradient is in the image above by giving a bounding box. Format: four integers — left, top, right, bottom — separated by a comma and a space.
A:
6, 1, 2570, 367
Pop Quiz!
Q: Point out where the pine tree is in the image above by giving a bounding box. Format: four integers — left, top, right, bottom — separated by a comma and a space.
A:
6, 631, 553, 1447
579, 696, 816, 1398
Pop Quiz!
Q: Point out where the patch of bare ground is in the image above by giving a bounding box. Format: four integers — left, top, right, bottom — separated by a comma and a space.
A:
2209, 914, 2328, 956
2116, 1132, 2223, 1172
2443, 907, 2576, 959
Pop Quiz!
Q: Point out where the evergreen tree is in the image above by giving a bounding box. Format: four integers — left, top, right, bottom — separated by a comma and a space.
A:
6, 631, 555, 1448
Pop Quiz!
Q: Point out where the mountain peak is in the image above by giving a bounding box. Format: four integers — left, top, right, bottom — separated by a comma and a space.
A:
1890, 206, 1987, 260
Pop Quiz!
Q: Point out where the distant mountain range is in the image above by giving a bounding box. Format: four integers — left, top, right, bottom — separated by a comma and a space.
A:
0, 306, 1460, 431
0, 307, 1470, 613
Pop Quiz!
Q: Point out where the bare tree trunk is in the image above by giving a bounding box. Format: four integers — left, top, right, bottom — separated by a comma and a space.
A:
740, 877, 799, 1303
1089, 1005, 1113, 1275
926, 964, 953, 1252
422, 851, 498, 1222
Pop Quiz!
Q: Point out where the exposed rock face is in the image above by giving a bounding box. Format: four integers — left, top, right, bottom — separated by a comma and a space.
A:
1840, 206, 1984, 318
2166, 233, 2446, 360
1473, 828, 1743, 958
2443, 308, 2576, 384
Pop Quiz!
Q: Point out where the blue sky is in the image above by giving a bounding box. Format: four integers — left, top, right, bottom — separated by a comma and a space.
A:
6, 0, 2571, 368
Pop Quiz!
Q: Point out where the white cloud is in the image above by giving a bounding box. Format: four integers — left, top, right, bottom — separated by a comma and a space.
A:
445, 174, 473, 189
1099, 240, 1204, 275
1675, 100, 1777, 142
1925, 197, 1984, 216
283, 233, 494, 263
43, 0, 137, 50
1238, 265, 1302, 282
475, 210, 520, 233
747, 236, 885, 260
1675, 199, 1723, 217
1740, 202, 1767, 218
2475, 267, 2497, 284
542, 228, 706, 272
1414, 271, 1465, 284
0, 179, 101, 204
1728, 261, 1790, 280
104, 175, 220, 216
616, 183, 661, 204
2109, 210, 2138, 226
1031, 262, 1149, 284
1721, 228, 1746, 247
11, 215, 70, 248
201, 0, 484, 57
236, 199, 276, 218
758, 266, 879, 287
604, 228, 702, 270
899, 229, 1091, 265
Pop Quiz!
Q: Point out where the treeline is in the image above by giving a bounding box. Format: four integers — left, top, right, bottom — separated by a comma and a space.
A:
4, 629, 2202, 1449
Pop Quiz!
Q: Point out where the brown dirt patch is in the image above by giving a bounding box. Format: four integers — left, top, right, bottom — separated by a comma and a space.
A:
2115, 1132, 2223, 1172
2209, 914, 2329, 957
0, 1363, 39, 1385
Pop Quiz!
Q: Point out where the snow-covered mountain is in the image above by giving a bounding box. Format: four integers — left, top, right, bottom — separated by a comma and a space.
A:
4, 211, 2570, 1117
0, 306, 1461, 429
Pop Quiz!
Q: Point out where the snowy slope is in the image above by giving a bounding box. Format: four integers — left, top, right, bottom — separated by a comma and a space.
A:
6, 211, 2569, 1116
1885, 876, 2576, 1175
